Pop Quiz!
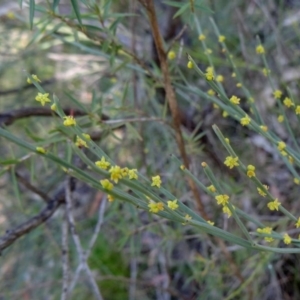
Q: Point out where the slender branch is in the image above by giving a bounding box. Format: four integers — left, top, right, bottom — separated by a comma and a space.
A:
139, 0, 207, 218
61, 209, 69, 300
0, 107, 108, 127
65, 179, 103, 300
0, 177, 76, 253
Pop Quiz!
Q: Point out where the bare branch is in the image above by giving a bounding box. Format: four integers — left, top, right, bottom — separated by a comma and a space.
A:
0, 178, 76, 253
61, 209, 69, 300
65, 179, 103, 300
0, 106, 109, 127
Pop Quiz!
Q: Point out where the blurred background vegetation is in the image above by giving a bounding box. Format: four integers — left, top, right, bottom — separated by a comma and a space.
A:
1, 0, 300, 299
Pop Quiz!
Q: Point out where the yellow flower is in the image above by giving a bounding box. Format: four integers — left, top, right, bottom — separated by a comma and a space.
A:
207, 185, 216, 193
207, 89, 215, 96
36, 147, 46, 154
148, 201, 164, 213
277, 141, 286, 151
236, 83, 242, 87
257, 185, 269, 197
296, 217, 300, 228
75, 136, 88, 148
180, 165, 186, 170
35, 93, 51, 106
295, 106, 300, 115
151, 175, 162, 188
222, 206, 232, 218
128, 169, 138, 179
198, 34, 206, 41
215, 194, 229, 206
260, 125, 268, 132
27, 74, 41, 84
201, 162, 207, 167
63, 116, 76, 126
121, 167, 129, 177
225, 138, 230, 143
207, 220, 214, 225
247, 165, 256, 178
256, 45, 265, 54
213, 104, 219, 109
267, 199, 281, 211
280, 150, 287, 157
205, 70, 214, 81
82, 133, 91, 140
109, 165, 123, 183
100, 179, 113, 190
187, 61, 193, 69
216, 75, 224, 82
95, 157, 110, 170
273, 90, 282, 99
50, 103, 57, 111
224, 156, 239, 169
184, 214, 192, 222
205, 48, 212, 55
294, 178, 300, 185
218, 35, 226, 42
257, 227, 273, 242
230, 95, 240, 105
283, 97, 294, 108
107, 195, 114, 202
283, 233, 292, 245
240, 115, 251, 126
222, 111, 228, 118
167, 199, 178, 210
277, 115, 284, 123
231, 72, 236, 77
262, 68, 270, 76
168, 51, 176, 60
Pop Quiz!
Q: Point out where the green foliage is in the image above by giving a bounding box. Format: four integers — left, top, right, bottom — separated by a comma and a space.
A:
2, 0, 300, 298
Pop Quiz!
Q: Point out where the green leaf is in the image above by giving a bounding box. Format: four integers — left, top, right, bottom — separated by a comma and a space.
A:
70, 0, 82, 26
29, 0, 35, 30
0, 159, 20, 166
173, 3, 189, 19
11, 167, 23, 210
52, 0, 60, 11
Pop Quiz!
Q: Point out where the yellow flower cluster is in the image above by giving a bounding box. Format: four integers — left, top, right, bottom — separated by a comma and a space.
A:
168, 51, 176, 60
257, 227, 273, 242
256, 45, 265, 54
63, 116, 76, 126
215, 194, 229, 206
205, 67, 214, 81
246, 165, 256, 178
273, 90, 282, 99
283, 97, 294, 108
267, 199, 281, 211
35, 93, 51, 106
240, 115, 251, 126
198, 34, 206, 41
27, 74, 41, 84
230, 95, 240, 105
151, 175, 162, 188
257, 185, 269, 197
218, 35, 226, 43
148, 201, 164, 213
224, 156, 239, 169
283, 233, 291, 245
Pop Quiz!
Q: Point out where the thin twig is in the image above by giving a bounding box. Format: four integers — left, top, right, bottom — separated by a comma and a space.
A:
61, 208, 69, 300
65, 179, 103, 300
